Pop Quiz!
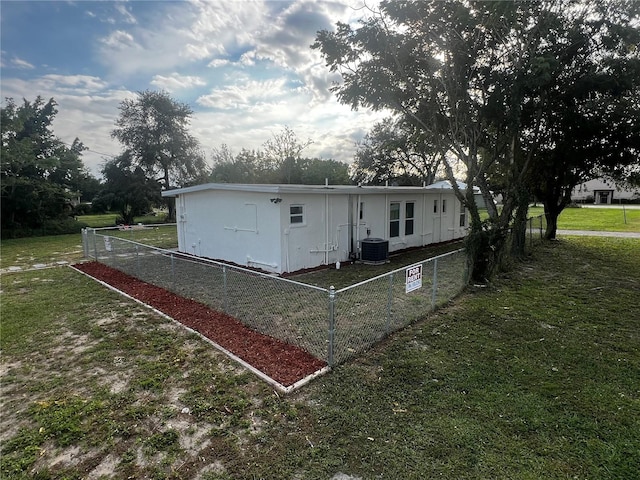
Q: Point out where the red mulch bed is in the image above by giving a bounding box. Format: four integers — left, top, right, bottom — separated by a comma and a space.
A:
73, 262, 327, 387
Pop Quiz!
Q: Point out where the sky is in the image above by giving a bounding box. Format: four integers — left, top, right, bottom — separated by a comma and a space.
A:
1, 0, 387, 178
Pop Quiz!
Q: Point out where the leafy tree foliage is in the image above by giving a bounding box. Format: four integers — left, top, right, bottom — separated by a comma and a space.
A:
314, 0, 640, 280
93, 154, 162, 224
352, 119, 443, 186
262, 126, 314, 184
1, 96, 96, 237
209, 127, 350, 185
111, 90, 208, 220
210, 146, 268, 184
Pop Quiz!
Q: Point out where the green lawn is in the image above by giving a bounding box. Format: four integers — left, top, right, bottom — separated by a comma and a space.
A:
0, 225, 177, 271
1, 233, 638, 478
528, 205, 640, 232
77, 212, 168, 228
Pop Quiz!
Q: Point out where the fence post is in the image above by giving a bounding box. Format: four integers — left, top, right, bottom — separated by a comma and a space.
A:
93, 230, 98, 261
431, 258, 438, 308
82, 228, 88, 258
328, 286, 336, 367
529, 217, 533, 249
171, 253, 176, 291
110, 237, 116, 267
135, 244, 140, 278
386, 272, 394, 333
223, 266, 228, 314
539, 215, 544, 239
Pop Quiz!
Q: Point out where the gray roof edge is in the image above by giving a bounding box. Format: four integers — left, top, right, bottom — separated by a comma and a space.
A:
162, 183, 467, 197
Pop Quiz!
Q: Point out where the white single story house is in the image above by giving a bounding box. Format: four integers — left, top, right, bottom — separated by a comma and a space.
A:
572, 178, 640, 204
162, 182, 469, 274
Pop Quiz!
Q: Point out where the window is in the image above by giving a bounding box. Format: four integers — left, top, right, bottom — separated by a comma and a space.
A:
433, 199, 438, 213
405, 202, 415, 235
290, 205, 304, 224
390, 202, 400, 237
442, 199, 447, 213
459, 202, 466, 227
359, 202, 364, 220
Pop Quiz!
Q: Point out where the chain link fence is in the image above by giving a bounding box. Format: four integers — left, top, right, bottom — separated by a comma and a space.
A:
81, 215, 545, 368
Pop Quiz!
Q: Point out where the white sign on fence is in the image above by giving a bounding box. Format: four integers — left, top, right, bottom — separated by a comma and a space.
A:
104, 237, 112, 252
405, 264, 423, 293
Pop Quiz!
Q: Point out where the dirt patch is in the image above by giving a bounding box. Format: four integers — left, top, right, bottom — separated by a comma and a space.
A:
72, 262, 327, 387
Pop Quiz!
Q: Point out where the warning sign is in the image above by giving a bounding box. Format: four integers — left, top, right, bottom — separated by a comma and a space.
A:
405, 264, 423, 293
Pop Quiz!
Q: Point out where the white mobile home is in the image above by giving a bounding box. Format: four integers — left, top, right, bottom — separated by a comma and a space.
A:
162, 183, 469, 274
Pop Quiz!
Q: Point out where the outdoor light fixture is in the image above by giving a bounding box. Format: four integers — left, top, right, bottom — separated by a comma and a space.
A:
270, 198, 282, 203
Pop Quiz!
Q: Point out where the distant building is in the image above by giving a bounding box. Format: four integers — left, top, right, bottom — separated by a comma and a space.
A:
572, 178, 640, 204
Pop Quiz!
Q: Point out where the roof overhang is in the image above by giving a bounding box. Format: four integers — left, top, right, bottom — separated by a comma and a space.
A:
162, 182, 467, 198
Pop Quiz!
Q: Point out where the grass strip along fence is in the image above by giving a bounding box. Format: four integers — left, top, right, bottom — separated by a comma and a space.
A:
81, 217, 545, 370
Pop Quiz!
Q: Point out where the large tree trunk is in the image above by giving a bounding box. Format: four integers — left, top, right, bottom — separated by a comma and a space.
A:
510, 190, 531, 257
163, 168, 176, 222
543, 188, 572, 240
545, 209, 559, 240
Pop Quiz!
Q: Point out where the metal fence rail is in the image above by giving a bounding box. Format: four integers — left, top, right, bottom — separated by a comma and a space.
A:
81, 215, 545, 368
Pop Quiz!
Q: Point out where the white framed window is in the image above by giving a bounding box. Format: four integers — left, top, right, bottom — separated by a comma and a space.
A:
390, 202, 400, 237
405, 202, 415, 236
459, 201, 467, 227
433, 199, 438, 213
442, 199, 447, 213
290, 204, 304, 225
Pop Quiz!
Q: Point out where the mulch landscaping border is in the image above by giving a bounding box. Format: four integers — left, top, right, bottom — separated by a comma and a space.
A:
72, 262, 328, 390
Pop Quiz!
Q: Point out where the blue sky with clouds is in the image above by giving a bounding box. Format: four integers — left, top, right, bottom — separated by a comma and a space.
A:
1, 0, 385, 177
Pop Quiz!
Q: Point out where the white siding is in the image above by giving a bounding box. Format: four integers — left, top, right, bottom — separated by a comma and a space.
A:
280, 193, 350, 272
169, 184, 469, 274
178, 190, 282, 273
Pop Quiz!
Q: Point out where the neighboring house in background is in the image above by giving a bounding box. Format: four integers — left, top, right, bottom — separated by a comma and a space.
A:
162, 182, 470, 274
426, 179, 490, 208
572, 178, 640, 204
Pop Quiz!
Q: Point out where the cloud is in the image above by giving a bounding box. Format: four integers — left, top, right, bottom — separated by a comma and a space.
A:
114, 3, 137, 24
151, 73, 206, 92
196, 77, 295, 110
1, 51, 35, 70
95, 1, 261, 79
1, 75, 132, 176
101, 30, 136, 49
207, 58, 231, 68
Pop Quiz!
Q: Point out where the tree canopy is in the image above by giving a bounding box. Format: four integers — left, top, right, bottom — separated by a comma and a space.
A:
111, 90, 208, 220
1, 96, 95, 237
93, 153, 162, 224
209, 127, 350, 185
314, 0, 640, 280
352, 118, 443, 186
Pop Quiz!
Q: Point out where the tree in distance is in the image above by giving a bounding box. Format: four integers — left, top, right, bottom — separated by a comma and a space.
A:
111, 90, 208, 221
209, 126, 350, 185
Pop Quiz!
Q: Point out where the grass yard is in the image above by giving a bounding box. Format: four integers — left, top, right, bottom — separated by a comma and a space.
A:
528, 205, 640, 232
77, 212, 168, 228
1, 232, 638, 478
0, 225, 177, 271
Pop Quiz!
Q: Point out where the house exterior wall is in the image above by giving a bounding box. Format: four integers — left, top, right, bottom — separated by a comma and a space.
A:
351, 191, 466, 255
169, 184, 469, 274
177, 190, 282, 272
279, 193, 350, 273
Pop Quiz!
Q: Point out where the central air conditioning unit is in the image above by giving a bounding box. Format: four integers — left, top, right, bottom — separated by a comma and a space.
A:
360, 238, 389, 264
